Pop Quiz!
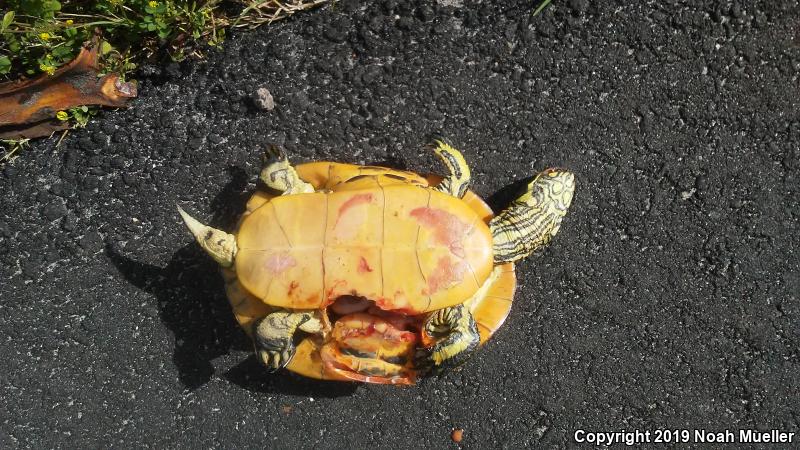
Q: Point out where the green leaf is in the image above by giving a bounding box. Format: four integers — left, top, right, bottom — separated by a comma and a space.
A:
0, 56, 11, 74
100, 40, 113, 55
1, 11, 14, 33
51, 45, 73, 58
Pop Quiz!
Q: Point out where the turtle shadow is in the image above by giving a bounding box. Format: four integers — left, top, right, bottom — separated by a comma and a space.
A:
224, 355, 358, 398
106, 166, 358, 397
105, 166, 253, 391
371, 155, 409, 170
106, 243, 247, 390
487, 176, 535, 213
107, 243, 357, 398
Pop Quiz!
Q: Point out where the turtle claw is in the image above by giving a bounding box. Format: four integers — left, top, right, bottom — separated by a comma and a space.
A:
257, 336, 296, 372
262, 143, 288, 166
253, 310, 321, 372
258, 144, 314, 194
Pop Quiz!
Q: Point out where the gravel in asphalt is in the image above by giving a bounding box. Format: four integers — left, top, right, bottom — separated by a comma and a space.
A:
1, 0, 799, 447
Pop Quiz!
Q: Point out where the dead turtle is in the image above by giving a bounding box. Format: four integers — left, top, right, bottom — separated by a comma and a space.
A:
178, 139, 575, 384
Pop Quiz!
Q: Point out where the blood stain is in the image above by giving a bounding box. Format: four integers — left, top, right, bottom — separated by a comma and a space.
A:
409, 207, 468, 257
425, 256, 467, 295
287, 280, 299, 296
336, 193, 374, 225
358, 256, 373, 273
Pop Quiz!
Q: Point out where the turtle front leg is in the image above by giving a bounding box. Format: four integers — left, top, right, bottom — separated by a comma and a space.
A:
253, 310, 322, 372
259, 144, 314, 195
414, 303, 480, 375
430, 138, 471, 198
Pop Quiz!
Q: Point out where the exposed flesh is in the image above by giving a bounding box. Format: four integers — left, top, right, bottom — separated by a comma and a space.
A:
320, 311, 418, 385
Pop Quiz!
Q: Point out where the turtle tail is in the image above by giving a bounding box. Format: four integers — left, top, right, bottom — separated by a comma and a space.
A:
177, 205, 238, 267
490, 169, 575, 264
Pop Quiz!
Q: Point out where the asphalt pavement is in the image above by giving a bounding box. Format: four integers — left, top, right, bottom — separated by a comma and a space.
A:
1, 0, 799, 447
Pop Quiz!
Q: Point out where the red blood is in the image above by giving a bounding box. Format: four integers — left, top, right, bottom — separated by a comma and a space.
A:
336, 193, 374, 225
357, 256, 373, 273
409, 207, 469, 257
400, 332, 416, 342
374, 295, 420, 315
287, 280, 299, 296
326, 279, 347, 302
425, 256, 467, 295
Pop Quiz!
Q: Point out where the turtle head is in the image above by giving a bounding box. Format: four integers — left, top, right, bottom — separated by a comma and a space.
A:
177, 205, 238, 267
490, 168, 575, 264
526, 168, 575, 212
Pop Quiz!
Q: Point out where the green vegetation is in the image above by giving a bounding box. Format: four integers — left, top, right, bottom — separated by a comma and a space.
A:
532, 0, 552, 16
0, 1, 327, 146
0, 1, 328, 81
0, 138, 30, 164
1, 0, 227, 80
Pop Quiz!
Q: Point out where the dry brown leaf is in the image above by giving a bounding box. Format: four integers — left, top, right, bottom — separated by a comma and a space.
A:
0, 43, 137, 139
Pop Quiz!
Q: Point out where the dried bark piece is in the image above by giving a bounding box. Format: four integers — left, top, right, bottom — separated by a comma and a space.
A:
0, 44, 137, 139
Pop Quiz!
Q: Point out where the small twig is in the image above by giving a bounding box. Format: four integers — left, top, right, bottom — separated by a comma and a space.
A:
0, 138, 30, 165
56, 129, 70, 148
234, 0, 330, 28
533, 0, 552, 16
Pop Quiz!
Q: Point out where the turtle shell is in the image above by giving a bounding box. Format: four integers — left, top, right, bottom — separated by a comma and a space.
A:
224, 162, 516, 382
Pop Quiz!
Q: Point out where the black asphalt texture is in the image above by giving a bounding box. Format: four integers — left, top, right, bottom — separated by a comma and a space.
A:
2, 0, 800, 448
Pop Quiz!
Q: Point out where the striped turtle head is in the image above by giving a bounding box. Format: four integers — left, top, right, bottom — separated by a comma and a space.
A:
490, 168, 575, 264
520, 168, 575, 212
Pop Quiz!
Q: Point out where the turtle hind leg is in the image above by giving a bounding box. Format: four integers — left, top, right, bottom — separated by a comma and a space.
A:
414, 303, 480, 375
430, 137, 471, 198
490, 168, 575, 264
259, 144, 314, 195
253, 310, 322, 372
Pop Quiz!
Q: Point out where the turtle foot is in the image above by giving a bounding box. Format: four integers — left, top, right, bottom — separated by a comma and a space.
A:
414, 304, 480, 375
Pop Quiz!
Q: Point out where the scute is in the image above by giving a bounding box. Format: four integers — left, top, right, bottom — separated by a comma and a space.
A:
234, 177, 494, 313
235, 194, 326, 309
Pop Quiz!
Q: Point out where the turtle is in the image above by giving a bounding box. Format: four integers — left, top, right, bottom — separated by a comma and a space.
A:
178, 139, 575, 385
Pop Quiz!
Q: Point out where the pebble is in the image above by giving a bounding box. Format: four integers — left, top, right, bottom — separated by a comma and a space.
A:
254, 87, 275, 111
